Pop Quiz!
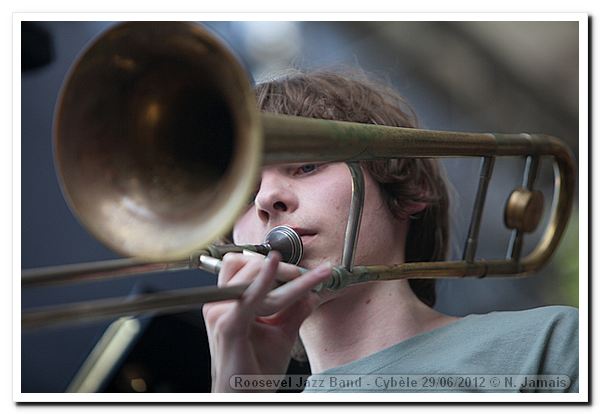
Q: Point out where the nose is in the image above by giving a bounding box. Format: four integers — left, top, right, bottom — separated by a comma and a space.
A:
254, 169, 298, 223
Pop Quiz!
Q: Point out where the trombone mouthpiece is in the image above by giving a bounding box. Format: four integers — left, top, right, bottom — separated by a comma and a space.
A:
264, 225, 303, 265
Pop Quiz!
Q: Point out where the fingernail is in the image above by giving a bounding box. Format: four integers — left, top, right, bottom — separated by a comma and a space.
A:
314, 263, 332, 276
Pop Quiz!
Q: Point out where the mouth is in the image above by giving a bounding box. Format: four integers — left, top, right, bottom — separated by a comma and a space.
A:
289, 227, 318, 246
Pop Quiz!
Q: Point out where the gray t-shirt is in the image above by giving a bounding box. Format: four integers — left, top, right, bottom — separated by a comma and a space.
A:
303, 305, 579, 393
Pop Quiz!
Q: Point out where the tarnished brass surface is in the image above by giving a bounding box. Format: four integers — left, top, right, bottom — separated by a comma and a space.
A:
22, 22, 577, 328
505, 188, 545, 233
54, 21, 262, 260
54, 22, 575, 269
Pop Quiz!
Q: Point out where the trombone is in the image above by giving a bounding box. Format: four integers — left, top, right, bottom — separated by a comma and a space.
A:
21, 21, 576, 329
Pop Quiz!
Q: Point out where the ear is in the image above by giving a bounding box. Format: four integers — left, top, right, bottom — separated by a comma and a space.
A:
398, 200, 428, 220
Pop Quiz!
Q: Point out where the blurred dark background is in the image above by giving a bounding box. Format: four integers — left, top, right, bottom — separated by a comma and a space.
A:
21, 21, 580, 392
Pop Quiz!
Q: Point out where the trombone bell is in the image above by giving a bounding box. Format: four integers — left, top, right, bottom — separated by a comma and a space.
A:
55, 22, 262, 259
21, 21, 577, 329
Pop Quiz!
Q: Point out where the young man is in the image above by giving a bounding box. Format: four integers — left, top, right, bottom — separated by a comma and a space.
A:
202, 70, 579, 393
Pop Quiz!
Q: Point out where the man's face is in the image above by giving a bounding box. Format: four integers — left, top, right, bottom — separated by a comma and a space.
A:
233, 162, 408, 270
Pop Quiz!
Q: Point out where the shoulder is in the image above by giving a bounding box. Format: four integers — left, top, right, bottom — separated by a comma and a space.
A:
452, 305, 579, 360
461, 305, 579, 351
466, 305, 578, 333
501, 304, 577, 321
520, 305, 580, 350
464, 305, 579, 388
523, 305, 579, 334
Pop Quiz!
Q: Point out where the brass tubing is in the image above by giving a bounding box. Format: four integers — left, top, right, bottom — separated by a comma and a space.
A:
463, 157, 495, 262
22, 284, 249, 329
22, 256, 531, 329
260, 115, 557, 163
523, 156, 541, 188
21, 129, 574, 324
325, 259, 524, 291
21, 258, 194, 288
520, 140, 575, 273
261, 118, 575, 275
21, 22, 576, 329
341, 162, 365, 271
21, 244, 272, 288
506, 155, 540, 260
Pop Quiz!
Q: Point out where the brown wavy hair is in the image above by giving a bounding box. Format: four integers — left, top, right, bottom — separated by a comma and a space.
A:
254, 69, 450, 308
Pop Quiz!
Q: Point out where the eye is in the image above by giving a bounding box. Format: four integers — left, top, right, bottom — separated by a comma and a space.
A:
294, 163, 319, 176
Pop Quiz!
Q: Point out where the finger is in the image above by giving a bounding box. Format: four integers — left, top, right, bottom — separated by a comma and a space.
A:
255, 263, 332, 316
242, 249, 285, 284
217, 253, 247, 287
244, 249, 306, 283
271, 261, 303, 282
242, 249, 265, 258
221, 251, 304, 284
241, 251, 281, 309
218, 253, 272, 287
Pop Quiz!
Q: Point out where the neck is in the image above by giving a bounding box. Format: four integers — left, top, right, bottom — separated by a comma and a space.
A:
300, 280, 457, 373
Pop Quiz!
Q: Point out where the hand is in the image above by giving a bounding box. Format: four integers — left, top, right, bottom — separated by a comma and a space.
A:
202, 251, 331, 392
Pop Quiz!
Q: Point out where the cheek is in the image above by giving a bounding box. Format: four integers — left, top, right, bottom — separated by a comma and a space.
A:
362, 179, 391, 229
232, 210, 262, 245
323, 184, 352, 214
313, 173, 353, 234
354, 175, 400, 261
319, 165, 354, 210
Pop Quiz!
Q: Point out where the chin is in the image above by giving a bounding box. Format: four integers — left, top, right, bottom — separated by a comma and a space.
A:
299, 253, 337, 270
299, 258, 318, 269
